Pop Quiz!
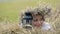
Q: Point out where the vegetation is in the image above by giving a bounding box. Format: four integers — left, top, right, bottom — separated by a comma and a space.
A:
0, 0, 60, 34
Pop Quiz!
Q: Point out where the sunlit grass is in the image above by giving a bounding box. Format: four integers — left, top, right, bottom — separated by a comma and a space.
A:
0, 0, 60, 34
0, 0, 59, 21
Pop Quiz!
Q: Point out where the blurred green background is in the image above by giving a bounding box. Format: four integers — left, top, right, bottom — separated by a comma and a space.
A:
0, 0, 59, 22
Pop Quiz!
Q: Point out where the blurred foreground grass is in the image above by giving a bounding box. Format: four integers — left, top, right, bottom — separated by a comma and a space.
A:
0, 0, 60, 34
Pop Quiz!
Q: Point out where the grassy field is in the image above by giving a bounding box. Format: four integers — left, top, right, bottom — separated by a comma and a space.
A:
0, 0, 59, 21
0, 0, 60, 34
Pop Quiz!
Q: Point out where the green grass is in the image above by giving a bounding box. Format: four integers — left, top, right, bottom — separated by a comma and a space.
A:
0, 0, 60, 34
0, 0, 59, 21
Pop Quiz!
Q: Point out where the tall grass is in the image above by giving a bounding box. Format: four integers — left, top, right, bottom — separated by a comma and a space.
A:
0, 0, 60, 34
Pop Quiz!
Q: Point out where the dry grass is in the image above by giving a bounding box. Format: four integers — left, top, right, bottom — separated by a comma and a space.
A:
0, 7, 60, 34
